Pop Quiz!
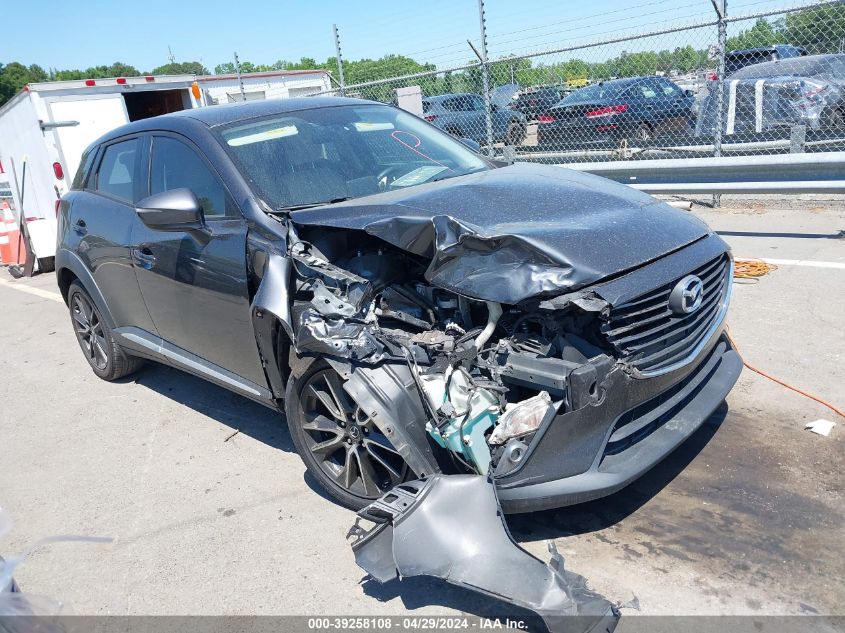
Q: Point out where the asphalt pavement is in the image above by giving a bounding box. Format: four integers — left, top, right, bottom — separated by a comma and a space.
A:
0, 202, 842, 621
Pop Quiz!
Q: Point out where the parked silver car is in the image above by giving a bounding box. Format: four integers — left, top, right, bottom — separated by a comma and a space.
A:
422, 92, 527, 145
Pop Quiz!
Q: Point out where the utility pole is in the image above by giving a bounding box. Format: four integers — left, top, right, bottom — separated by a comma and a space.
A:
333, 24, 346, 97
711, 0, 727, 207
233, 51, 246, 101
477, 0, 494, 155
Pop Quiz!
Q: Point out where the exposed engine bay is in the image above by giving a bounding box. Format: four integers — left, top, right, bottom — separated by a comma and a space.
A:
288, 224, 617, 478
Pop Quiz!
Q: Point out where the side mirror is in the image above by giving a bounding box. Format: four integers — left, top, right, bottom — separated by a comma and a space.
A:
459, 137, 481, 153
136, 188, 204, 231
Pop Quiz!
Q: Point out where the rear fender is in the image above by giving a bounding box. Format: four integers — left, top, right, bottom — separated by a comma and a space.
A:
54, 248, 116, 330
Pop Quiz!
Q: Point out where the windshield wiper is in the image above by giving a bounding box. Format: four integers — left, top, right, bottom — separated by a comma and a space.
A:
429, 167, 487, 183
276, 197, 352, 212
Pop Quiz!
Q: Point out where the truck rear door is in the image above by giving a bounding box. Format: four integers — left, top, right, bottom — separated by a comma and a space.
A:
47, 96, 128, 180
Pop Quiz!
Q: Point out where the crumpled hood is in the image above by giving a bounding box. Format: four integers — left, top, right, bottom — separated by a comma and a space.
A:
289, 162, 712, 304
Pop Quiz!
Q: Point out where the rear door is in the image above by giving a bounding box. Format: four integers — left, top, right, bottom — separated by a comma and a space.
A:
70, 135, 156, 333
130, 132, 266, 385
630, 79, 669, 135
655, 78, 693, 134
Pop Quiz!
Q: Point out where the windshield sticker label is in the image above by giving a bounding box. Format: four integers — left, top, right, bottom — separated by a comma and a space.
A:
390, 165, 448, 187
227, 125, 299, 146
353, 121, 395, 132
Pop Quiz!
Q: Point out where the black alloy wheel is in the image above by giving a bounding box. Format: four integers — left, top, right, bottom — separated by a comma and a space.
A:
71, 291, 109, 372
67, 281, 142, 381
286, 362, 411, 510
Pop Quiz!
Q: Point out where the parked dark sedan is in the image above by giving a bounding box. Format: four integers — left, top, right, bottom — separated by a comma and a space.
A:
57, 97, 739, 519
698, 53, 845, 135
510, 87, 562, 120
537, 76, 696, 148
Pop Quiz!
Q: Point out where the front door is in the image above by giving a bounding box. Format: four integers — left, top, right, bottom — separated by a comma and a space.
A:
130, 133, 266, 385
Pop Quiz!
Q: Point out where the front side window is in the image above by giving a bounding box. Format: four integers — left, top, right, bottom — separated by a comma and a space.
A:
95, 138, 139, 202
150, 136, 232, 218
659, 80, 682, 98
466, 95, 485, 111
218, 105, 489, 210
634, 81, 659, 100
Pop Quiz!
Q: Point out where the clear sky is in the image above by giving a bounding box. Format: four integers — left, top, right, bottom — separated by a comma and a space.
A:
3, 0, 799, 73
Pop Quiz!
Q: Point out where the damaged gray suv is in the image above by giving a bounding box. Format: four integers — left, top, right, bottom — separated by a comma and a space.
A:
57, 97, 742, 514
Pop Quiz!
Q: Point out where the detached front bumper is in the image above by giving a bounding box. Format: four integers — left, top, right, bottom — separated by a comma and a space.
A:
496, 331, 742, 513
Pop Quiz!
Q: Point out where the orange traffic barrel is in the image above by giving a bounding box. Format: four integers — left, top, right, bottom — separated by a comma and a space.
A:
0, 206, 22, 265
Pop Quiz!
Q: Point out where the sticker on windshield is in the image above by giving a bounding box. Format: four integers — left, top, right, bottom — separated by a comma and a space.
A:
389, 165, 448, 187
226, 125, 299, 146
353, 122, 395, 132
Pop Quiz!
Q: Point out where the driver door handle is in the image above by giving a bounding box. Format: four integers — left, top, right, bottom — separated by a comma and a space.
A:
73, 218, 87, 235
132, 246, 156, 269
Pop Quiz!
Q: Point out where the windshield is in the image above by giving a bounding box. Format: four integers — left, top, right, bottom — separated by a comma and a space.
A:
217, 104, 489, 210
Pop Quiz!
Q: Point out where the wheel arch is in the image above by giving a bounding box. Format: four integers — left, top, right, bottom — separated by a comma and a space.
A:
54, 248, 117, 329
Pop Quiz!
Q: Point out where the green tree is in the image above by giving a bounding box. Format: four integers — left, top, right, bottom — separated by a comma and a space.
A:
726, 18, 779, 52
780, 4, 845, 54
54, 62, 141, 80
0, 62, 47, 106
150, 61, 209, 75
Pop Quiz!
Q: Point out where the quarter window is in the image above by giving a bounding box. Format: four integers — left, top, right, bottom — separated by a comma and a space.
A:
150, 136, 232, 218
95, 139, 139, 202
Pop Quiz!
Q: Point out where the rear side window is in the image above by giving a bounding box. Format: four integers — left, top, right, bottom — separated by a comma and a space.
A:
95, 139, 139, 202
151, 136, 233, 218
72, 147, 97, 190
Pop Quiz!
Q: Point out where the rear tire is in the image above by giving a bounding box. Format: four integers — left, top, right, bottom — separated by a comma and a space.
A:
635, 122, 653, 141
506, 121, 526, 146
285, 358, 411, 510
68, 281, 143, 381
826, 108, 844, 129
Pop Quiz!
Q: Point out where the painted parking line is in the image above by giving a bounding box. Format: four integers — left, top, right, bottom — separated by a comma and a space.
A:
0, 276, 64, 303
738, 257, 845, 270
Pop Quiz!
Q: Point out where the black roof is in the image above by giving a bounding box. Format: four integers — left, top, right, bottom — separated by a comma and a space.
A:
170, 96, 382, 127
423, 93, 479, 103
727, 44, 805, 56
87, 96, 385, 149
84, 97, 384, 147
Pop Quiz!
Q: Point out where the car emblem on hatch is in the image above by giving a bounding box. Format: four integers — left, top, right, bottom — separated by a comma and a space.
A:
669, 275, 704, 315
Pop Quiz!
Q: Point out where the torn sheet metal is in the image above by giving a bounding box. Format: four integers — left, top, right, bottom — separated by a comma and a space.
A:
289, 162, 710, 304
343, 363, 442, 478
348, 475, 619, 633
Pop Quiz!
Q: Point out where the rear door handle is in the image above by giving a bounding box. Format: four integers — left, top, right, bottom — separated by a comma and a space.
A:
132, 246, 156, 269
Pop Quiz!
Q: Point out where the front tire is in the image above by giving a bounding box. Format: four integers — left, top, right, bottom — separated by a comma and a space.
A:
68, 281, 142, 381
285, 359, 411, 510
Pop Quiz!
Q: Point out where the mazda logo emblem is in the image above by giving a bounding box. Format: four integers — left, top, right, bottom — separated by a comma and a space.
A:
669, 275, 704, 315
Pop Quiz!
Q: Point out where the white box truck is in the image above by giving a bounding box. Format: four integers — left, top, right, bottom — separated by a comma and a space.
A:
0, 69, 332, 270
0, 74, 204, 267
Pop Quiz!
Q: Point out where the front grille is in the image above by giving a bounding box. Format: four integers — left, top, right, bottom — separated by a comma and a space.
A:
601, 254, 730, 375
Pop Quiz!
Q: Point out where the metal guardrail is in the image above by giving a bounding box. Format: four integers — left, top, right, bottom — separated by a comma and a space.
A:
551, 151, 845, 195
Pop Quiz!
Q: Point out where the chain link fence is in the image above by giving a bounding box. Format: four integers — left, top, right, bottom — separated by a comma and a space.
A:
308, 0, 845, 164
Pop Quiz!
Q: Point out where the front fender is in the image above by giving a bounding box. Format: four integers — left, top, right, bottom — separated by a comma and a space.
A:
251, 251, 294, 399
